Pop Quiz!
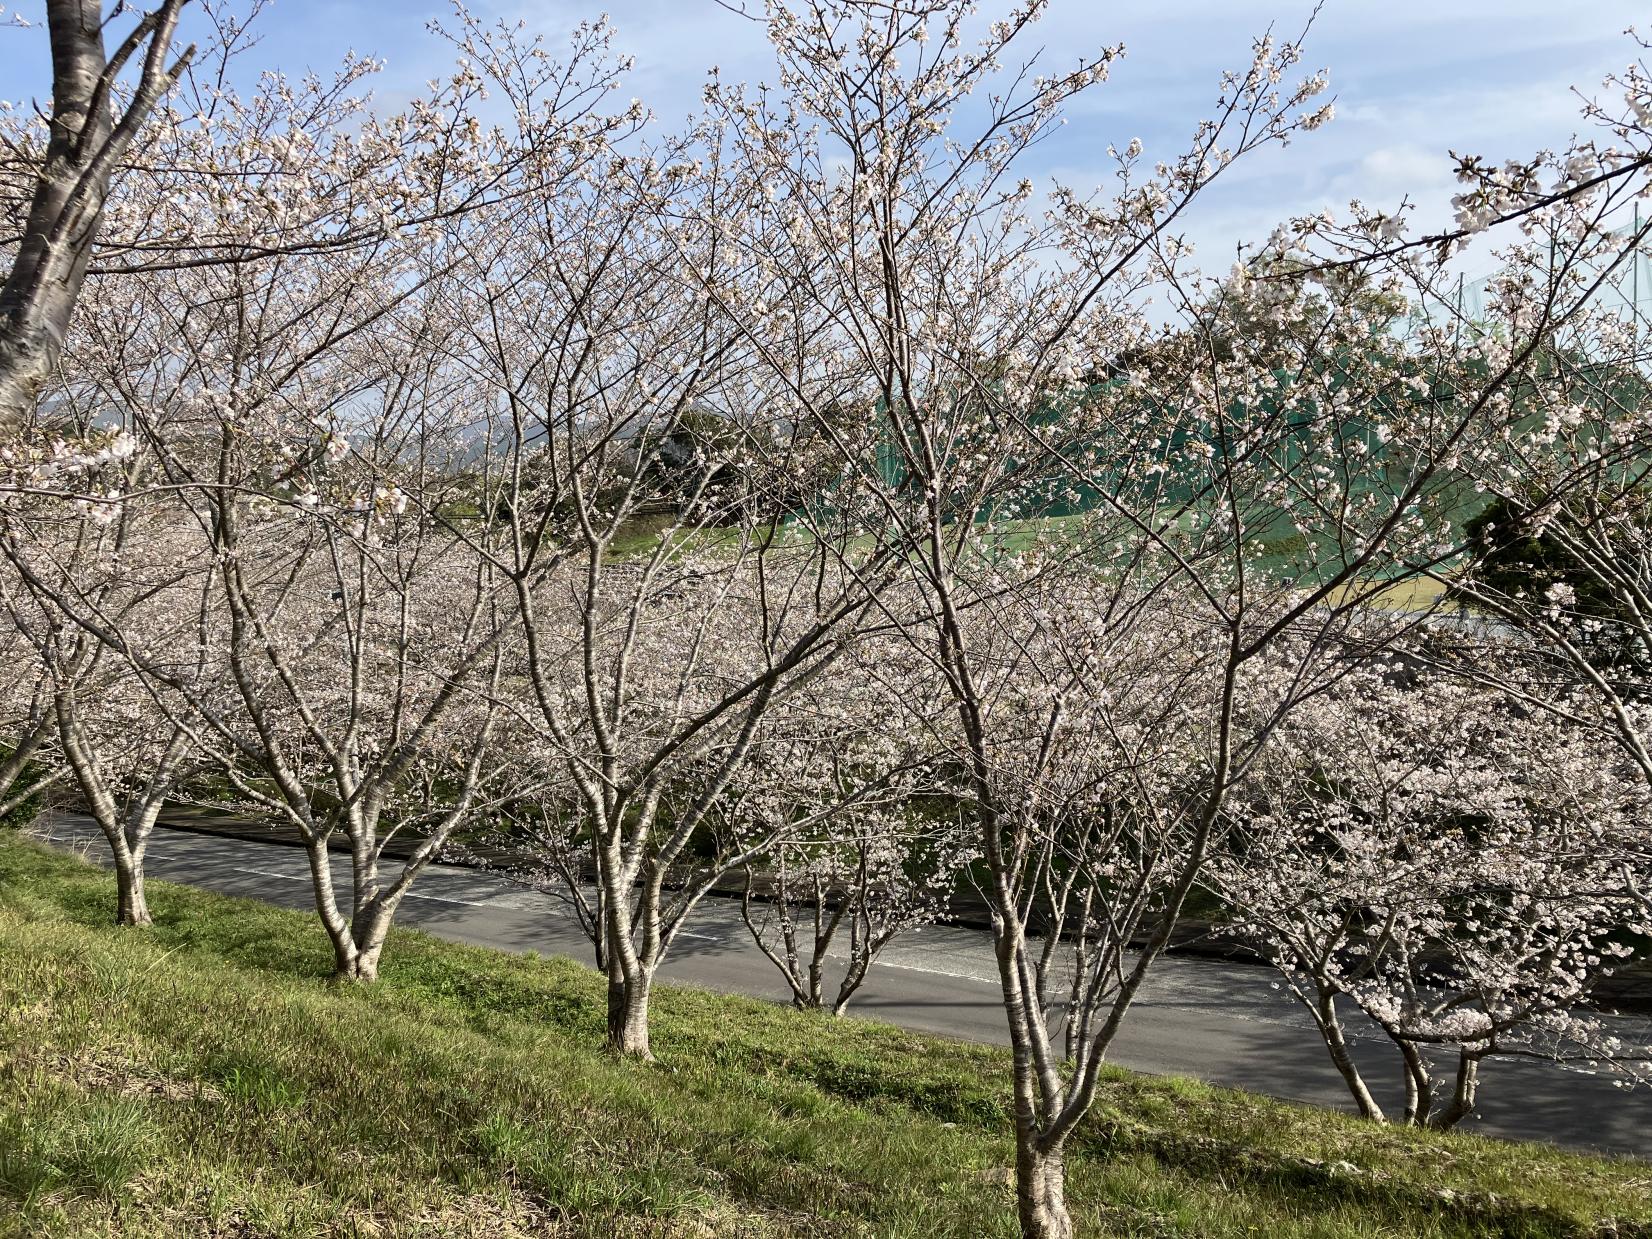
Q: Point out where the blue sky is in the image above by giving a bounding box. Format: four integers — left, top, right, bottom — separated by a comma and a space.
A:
2, 1, 1643, 270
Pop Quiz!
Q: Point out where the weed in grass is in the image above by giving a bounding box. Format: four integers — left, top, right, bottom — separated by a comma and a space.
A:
211, 1057, 308, 1110
0, 1096, 156, 1203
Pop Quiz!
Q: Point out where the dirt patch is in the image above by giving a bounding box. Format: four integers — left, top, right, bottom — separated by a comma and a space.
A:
17, 1043, 224, 1105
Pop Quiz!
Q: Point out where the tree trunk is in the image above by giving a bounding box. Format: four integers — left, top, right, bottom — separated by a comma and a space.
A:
1397, 1036, 1434, 1126
992, 879, 1076, 1239
332, 900, 394, 983
332, 944, 380, 983
0, 1, 193, 429
330, 919, 385, 983
607, 967, 654, 1059
1014, 1137, 1072, 1239
830, 949, 874, 1017
1317, 991, 1386, 1122
308, 864, 373, 983
605, 958, 627, 1039
0, 1, 111, 427
596, 839, 657, 1059
113, 850, 151, 927
806, 954, 825, 1009
1431, 1050, 1480, 1130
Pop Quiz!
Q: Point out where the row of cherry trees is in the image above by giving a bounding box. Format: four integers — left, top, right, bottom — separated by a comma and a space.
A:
6, 2, 1652, 1236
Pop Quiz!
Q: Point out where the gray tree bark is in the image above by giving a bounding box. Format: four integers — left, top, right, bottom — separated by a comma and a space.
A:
1316, 989, 1387, 1123
1014, 1134, 1072, 1239
54, 686, 172, 928
111, 846, 151, 926
0, 0, 192, 429
1431, 1050, 1481, 1130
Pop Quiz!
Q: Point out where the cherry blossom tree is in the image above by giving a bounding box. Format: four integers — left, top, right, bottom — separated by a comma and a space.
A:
727, 644, 968, 1016
673, 5, 1360, 1233
1, 5, 1649, 1235
1216, 660, 1650, 1127
680, 3, 1652, 1232
131, 349, 517, 979
429, 48, 941, 1053
481, 552, 888, 1053
0, 7, 655, 979
0, 390, 221, 924
737, 803, 964, 1016
1426, 319, 1652, 922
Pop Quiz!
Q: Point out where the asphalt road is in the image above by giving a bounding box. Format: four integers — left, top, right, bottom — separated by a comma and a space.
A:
27, 814, 1652, 1157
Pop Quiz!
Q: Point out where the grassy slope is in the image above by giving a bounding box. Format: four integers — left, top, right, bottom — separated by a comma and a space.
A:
1, 836, 1648, 1239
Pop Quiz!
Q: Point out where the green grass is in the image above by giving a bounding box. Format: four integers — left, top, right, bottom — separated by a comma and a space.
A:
1, 835, 1648, 1238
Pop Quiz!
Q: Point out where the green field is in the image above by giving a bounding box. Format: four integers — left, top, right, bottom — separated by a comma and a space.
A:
1, 834, 1648, 1238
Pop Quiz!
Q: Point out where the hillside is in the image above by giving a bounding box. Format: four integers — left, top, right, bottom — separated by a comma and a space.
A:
2, 835, 1649, 1238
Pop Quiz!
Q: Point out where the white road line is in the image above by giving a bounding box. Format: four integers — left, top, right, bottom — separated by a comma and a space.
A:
401, 889, 497, 907
223, 866, 306, 882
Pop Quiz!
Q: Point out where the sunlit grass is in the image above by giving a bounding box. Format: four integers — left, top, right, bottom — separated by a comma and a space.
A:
2, 834, 1646, 1237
